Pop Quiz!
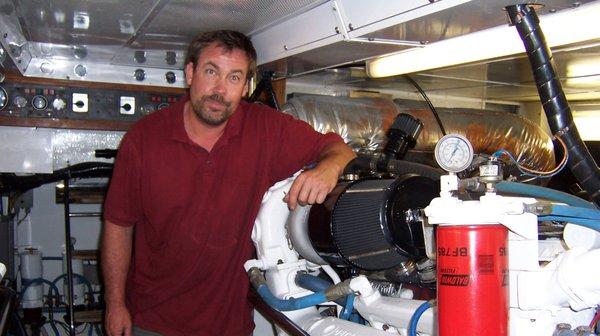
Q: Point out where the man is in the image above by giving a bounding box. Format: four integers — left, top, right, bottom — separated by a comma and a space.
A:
102, 30, 355, 336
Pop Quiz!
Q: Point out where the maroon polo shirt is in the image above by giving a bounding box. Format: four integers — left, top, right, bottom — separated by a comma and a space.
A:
103, 96, 343, 335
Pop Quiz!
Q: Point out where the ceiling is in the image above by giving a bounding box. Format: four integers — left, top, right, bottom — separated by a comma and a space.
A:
0, 0, 599, 103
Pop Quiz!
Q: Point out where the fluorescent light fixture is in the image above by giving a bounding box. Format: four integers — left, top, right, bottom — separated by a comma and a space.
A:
567, 57, 600, 87
573, 109, 600, 141
367, 1, 600, 78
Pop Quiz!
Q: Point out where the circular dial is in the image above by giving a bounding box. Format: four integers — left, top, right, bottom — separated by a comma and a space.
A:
434, 134, 474, 173
52, 97, 67, 110
32, 95, 48, 110
0, 87, 7, 110
13, 95, 27, 108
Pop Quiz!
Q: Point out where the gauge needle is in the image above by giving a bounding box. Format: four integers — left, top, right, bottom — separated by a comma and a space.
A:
449, 143, 459, 160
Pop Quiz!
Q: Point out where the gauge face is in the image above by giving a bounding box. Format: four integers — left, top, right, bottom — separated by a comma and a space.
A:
434, 134, 474, 173
52, 97, 67, 111
0, 87, 7, 110
13, 95, 27, 108
32, 95, 48, 110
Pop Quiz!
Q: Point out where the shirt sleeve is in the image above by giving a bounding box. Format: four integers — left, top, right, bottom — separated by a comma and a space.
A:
268, 111, 345, 183
103, 131, 143, 227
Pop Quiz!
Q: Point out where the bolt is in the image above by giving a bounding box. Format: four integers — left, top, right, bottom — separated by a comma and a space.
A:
283, 45, 288, 50
348, 23, 354, 30
572, 2, 581, 8
382, 324, 389, 331
335, 27, 340, 34
277, 259, 284, 264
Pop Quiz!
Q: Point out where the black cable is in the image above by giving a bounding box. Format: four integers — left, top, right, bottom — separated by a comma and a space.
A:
404, 75, 447, 136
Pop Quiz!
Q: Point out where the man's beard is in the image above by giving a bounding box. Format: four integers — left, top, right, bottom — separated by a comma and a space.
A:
191, 94, 233, 126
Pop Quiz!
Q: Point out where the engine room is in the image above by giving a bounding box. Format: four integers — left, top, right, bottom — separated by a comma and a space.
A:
0, 1, 600, 336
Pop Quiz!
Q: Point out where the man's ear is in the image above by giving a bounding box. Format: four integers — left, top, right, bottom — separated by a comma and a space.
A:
243, 80, 249, 97
184, 62, 194, 87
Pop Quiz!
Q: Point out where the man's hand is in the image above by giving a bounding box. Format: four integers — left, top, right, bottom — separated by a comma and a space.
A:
105, 303, 132, 336
284, 166, 339, 210
284, 141, 355, 210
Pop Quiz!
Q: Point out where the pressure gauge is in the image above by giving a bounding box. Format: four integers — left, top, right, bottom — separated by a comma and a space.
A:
52, 97, 67, 111
0, 87, 7, 110
32, 95, 48, 110
434, 134, 474, 173
13, 95, 27, 108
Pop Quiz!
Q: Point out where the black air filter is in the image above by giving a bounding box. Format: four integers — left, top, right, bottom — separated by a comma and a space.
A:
306, 175, 437, 271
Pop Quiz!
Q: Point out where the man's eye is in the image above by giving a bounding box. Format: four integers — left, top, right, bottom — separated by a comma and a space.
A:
205, 69, 216, 75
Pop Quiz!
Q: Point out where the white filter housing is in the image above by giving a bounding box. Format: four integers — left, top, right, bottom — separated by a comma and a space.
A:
20, 248, 43, 309
62, 253, 86, 306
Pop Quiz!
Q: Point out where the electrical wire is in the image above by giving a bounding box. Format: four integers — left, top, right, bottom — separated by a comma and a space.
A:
492, 134, 569, 179
404, 75, 447, 136
15, 208, 31, 226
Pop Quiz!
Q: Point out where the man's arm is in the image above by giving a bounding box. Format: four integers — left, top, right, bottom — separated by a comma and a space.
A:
102, 221, 134, 336
284, 141, 356, 210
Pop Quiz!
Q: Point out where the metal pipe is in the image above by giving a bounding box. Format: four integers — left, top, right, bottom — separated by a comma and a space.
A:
62, 178, 75, 336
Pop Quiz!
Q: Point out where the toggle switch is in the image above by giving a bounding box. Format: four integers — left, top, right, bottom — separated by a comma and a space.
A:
119, 96, 135, 115
72, 93, 88, 112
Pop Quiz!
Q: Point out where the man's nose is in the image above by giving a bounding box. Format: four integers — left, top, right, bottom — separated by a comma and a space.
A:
212, 77, 226, 95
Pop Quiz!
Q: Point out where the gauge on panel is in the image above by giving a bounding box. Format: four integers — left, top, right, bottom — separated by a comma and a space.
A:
434, 134, 474, 173
13, 95, 28, 108
140, 104, 156, 115
52, 97, 67, 111
32, 95, 48, 110
0, 87, 7, 110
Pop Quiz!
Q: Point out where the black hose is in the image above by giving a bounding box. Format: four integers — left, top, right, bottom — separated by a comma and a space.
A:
344, 153, 442, 180
506, 4, 600, 206
386, 160, 443, 180
404, 75, 447, 136
0, 162, 113, 193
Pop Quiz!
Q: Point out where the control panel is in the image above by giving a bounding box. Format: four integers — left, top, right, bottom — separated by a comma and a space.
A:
0, 82, 184, 124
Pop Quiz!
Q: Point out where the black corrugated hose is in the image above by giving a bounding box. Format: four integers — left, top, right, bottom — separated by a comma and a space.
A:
0, 162, 113, 193
506, 4, 600, 206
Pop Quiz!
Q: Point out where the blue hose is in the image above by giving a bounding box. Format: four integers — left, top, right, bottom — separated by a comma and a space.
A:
538, 216, 600, 231
496, 181, 595, 209
340, 294, 355, 320
295, 273, 350, 306
20, 277, 61, 299
43, 320, 61, 336
548, 204, 600, 220
295, 273, 331, 292
52, 273, 95, 304
256, 284, 328, 311
408, 301, 432, 336
296, 273, 363, 322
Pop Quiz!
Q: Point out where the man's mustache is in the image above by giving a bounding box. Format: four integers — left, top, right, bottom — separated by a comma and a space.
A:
203, 94, 230, 107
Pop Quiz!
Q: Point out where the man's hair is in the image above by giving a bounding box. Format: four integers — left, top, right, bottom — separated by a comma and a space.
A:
185, 30, 257, 79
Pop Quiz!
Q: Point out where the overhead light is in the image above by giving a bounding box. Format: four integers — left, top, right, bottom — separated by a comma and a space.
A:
566, 57, 600, 87
366, 2, 600, 78
573, 108, 600, 141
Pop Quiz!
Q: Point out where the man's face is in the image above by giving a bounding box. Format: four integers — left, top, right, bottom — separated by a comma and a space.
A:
185, 43, 249, 127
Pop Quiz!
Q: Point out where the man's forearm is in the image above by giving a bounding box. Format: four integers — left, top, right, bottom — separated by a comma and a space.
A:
285, 141, 355, 210
315, 141, 356, 176
101, 221, 134, 307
